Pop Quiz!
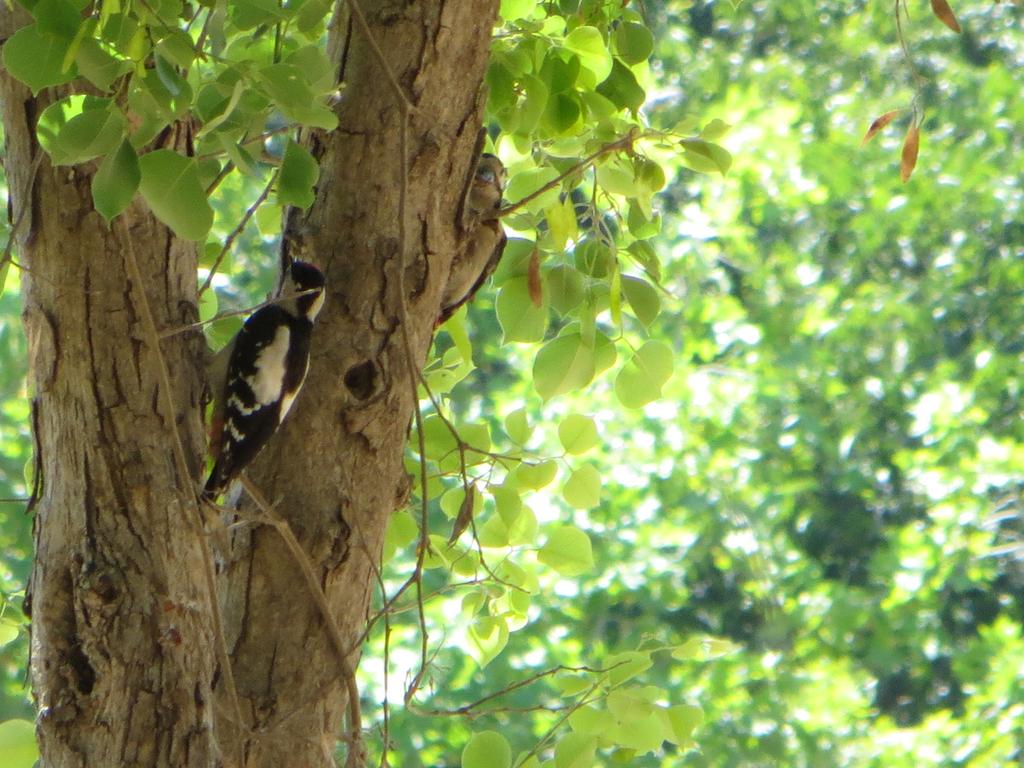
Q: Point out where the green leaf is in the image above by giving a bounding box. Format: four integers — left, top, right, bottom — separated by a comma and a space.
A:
562, 464, 601, 509
664, 704, 703, 745
614, 21, 654, 65
605, 650, 653, 686
574, 239, 613, 278
680, 138, 733, 175
56, 104, 125, 165
254, 202, 282, 236
230, 0, 287, 30
487, 60, 517, 115
33, 0, 82, 40
539, 525, 594, 575
463, 730, 511, 768
596, 59, 645, 113
539, 52, 579, 95
555, 733, 598, 768
608, 711, 666, 754
545, 196, 578, 250
607, 686, 659, 722
563, 26, 612, 88
569, 705, 610, 736
558, 414, 599, 455
380, 511, 417, 563
555, 673, 594, 696
516, 74, 549, 136
127, 74, 177, 147
500, 0, 536, 21
610, 263, 622, 327
284, 45, 335, 94
221, 136, 262, 178
3, 24, 77, 93
155, 30, 196, 69
198, 286, 218, 323
621, 275, 660, 326
543, 92, 582, 135
204, 315, 243, 351
0, 618, 19, 647
0, 719, 39, 768
596, 160, 637, 196
76, 37, 130, 91
700, 118, 732, 140
478, 514, 511, 548
278, 139, 319, 210
505, 408, 531, 444
546, 265, 585, 315
468, 617, 509, 668
515, 460, 557, 490
497, 276, 549, 343
420, 415, 457, 460
92, 139, 140, 222
37, 96, 125, 166
504, 168, 561, 213
614, 341, 674, 408
533, 331, 596, 400
138, 150, 214, 241
296, 0, 332, 33
258, 63, 338, 130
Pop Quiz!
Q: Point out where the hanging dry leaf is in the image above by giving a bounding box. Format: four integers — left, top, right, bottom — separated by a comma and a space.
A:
527, 248, 543, 307
861, 110, 902, 146
447, 486, 475, 545
930, 0, 962, 33
900, 124, 920, 183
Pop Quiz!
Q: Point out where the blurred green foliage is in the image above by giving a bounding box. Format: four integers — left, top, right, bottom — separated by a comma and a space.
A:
3, 0, 1023, 765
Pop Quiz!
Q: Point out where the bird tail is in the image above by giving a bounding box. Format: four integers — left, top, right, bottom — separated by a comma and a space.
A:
202, 462, 228, 500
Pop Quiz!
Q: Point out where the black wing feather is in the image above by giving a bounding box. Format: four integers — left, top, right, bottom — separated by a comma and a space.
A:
203, 306, 311, 497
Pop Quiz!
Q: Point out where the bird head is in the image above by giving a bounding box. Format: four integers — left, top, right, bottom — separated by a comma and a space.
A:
469, 153, 506, 216
282, 260, 326, 321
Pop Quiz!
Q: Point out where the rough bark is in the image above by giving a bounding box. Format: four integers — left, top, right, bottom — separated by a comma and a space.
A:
2, 0, 497, 766
217, 2, 499, 765
1, 25, 218, 768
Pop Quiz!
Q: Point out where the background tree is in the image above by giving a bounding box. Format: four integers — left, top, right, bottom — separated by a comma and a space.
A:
3, 1, 1023, 767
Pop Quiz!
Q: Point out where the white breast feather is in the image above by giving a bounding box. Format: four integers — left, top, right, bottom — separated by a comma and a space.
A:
248, 325, 291, 405
277, 358, 310, 422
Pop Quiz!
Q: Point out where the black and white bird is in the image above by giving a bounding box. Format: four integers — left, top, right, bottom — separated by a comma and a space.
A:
438, 153, 508, 324
203, 260, 326, 499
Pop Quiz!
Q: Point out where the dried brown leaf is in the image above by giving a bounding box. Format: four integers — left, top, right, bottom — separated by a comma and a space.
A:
930, 0, 962, 33
527, 249, 543, 307
900, 124, 920, 183
861, 110, 902, 147
447, 487, 475, 545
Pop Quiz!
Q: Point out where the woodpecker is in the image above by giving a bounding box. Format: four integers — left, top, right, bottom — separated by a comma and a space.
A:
438, 153, 508, 324
203, 260, 326, 499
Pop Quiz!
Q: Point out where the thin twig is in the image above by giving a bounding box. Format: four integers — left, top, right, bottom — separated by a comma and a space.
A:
499, 131, 638, 217
390, 108, 433, 707
159, 288, 321, 339
238, 476, 364, 768
420, 664, 606, 717
205, 160, 236, 197
196, 125, 294, 161
199, 169, 280, 296
1, 153, 43, 274
514, 679, 607, 767
121, 236, 247, 762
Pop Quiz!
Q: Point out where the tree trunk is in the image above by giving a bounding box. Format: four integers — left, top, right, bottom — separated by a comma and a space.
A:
1, 59, 218, 768
217, 3, 498, 765
1, 0, 497, 765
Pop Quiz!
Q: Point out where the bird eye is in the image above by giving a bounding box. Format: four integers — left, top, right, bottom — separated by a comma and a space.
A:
477, 168, 496, 183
